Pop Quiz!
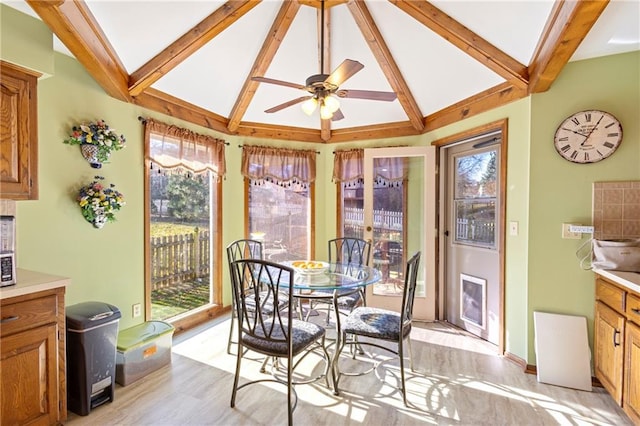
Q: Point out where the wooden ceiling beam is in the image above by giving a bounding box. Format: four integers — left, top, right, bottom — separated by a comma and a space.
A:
389, 0, 529, 89
298, 0, 349, 9
236, 122, 324, 143
227, 1, 301, 132
328, 121, 420, 143
132, 88, 230, 134
425, 81, 527, 132
319, 1, 332, 142
128, 0, 260, 97
528, 0, 609, 93
347, 0, 424, 132
25, 0, 130, 101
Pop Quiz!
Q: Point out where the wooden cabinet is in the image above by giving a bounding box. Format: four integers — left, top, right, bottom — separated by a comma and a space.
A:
594, 273, 640, 425
594, 300, 625, 403
0, 61, 39, 200
625, 320, 640, 424
1, 287, 66, 425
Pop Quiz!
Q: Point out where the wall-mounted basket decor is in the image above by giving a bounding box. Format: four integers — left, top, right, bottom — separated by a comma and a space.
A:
77, 176, 125, 228
64, 119, 126, 168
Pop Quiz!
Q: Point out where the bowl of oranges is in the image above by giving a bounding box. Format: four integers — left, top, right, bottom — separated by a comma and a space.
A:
290, 260, 329, 276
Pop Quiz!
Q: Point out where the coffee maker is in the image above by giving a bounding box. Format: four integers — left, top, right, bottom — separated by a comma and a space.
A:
0, 215, 16, 287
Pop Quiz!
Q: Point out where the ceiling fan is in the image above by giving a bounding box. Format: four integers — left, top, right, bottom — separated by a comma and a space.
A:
251, 0, 397, 121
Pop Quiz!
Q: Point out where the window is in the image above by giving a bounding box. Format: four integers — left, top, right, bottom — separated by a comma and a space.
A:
242, 146, 316, 261
453, 149, 497, 248
143, 118, 226, 326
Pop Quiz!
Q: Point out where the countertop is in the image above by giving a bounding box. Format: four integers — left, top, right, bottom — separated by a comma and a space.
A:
0, 268, 70, 300
594, 269, 640, 294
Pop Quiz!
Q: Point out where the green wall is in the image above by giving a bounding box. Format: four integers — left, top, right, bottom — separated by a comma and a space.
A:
527, 51, 640, 362
3, 5, 639, 363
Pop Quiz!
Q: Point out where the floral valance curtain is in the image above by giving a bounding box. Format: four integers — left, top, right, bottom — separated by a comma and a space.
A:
241, 145, 316, 188
144, 118, 226, 179
333, 149, 407, 187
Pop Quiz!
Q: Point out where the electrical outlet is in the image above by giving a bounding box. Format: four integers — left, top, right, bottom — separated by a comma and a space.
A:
569, 225, 594, 234
132, 303, 141, 318
562, 223, 581, 239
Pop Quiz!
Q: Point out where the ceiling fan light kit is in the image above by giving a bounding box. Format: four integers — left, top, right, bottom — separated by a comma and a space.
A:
302, 97, 318, 116
323, 95, 340, 113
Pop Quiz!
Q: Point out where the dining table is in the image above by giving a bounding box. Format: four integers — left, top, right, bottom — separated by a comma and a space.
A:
279, 261, 382, 394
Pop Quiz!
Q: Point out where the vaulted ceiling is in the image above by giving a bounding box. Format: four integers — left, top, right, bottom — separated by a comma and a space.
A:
6, 0, 640, 143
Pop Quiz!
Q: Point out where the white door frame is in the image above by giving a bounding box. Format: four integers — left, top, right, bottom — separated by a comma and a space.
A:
363, 146, 436, 321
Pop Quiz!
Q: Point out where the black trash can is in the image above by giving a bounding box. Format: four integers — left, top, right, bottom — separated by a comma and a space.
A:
66, 301, 121, 416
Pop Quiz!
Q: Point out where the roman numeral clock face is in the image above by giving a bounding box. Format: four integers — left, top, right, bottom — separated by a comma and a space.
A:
554, 110, 623, 164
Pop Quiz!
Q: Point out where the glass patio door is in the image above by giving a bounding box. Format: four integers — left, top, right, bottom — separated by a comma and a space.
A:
363, 146, 436, 321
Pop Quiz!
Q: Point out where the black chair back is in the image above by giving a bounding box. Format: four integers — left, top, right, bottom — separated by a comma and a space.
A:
225, 239, 265, 354
328, 237, 371, 266
229, 259, 293, 355
226, 239, 263, 266
401, 251, 421, 328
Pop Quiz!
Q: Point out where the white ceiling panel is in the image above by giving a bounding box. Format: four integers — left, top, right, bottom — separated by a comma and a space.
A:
86, 0, 224, 73
572, 0, 640, 61
2, 0, 637, 138
152, 1, 280, 115
430, 0, 556, 65
368, 0, 504, 115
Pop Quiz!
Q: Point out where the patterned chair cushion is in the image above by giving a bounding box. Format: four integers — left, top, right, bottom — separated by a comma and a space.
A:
342, 306, 411, 341
308, 289, 362, 308
242, 319, 325, 356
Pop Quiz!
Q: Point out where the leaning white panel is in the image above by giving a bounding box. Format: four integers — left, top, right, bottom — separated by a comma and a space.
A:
534, 311, 592, 392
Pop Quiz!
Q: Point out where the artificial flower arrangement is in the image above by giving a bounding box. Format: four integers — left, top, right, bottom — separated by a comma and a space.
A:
77, 176, 125, 228
64, 119, 126, 166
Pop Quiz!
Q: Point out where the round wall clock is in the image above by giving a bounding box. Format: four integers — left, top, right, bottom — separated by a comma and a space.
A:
553, 109, 623, 164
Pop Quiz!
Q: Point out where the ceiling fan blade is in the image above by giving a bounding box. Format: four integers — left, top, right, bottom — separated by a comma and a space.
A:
264, 96, 312, 113
325, 59, 364, 87
336, 89, 397, 101
252, 76, 306, 91
331, 108, 345, 121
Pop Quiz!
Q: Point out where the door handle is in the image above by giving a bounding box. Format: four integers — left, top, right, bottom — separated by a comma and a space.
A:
366, 226, 372, 232
444, 230, 450, 236
613, 329, 621, 347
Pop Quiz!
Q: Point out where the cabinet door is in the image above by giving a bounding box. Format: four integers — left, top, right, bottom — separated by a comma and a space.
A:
594, 301, 625, 404
624, 322, 640, 424
0, 61, 39, 200
1, 323, 58, 426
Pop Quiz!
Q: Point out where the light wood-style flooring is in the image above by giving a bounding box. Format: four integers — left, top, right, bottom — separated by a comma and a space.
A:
64, 316, 631, 425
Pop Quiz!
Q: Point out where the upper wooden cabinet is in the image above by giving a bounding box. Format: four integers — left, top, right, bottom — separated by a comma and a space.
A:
0, 61, 39, 200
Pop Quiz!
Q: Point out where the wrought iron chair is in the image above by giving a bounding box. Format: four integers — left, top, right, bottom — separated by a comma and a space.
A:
334, 251, 421, 406
229, 259, 330, 426
301, 237, 372, 324
226, 239, 278, 354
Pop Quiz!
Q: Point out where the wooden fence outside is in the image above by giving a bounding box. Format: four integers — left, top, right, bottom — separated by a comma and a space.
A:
344, 207, 403, 230
150, 229, 210, 290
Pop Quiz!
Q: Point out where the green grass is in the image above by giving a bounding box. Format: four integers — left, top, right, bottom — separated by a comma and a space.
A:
149, 221, 212, 320
150, 278, 210, 320
150, 222, 208, 237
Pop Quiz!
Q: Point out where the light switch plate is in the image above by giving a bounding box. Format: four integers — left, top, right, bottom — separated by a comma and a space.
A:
509, 221, 519, 236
